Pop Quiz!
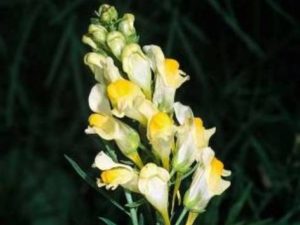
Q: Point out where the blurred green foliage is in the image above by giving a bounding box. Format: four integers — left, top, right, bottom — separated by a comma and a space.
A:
1, 0, 299, 224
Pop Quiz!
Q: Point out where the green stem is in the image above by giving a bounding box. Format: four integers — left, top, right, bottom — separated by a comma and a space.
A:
125, 190, 139, 225
171, 173, 182, 214
175, 208, 188, 225
169, 169, 176, 180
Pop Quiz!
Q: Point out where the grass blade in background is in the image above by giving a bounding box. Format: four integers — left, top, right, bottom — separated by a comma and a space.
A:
45, 16, 73, 86
5, 4, 42, 127
225, 184, 252, 225
264, 0, 297, 26
206, 0, 265, 59
99, 217, 117, 225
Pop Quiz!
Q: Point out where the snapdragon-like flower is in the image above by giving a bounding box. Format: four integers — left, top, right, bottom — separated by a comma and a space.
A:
147, 112, 175, 170
138, 163, 171, 225
183, 147, 231, 224
172, 102, 216, 173
144, 45, 189, 112
107, 79, 157, 125
122, 43, 152, 99
93, 151, 139, 192
86, 84, 143, 168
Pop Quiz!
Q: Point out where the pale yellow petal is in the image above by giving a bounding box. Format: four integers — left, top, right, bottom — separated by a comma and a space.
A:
138, 163, 170, 223
172, 130, 197, 173
122, 44, 152, 98
152, 76, 176, 112
213, 180, 231, 195
88, 84, 111, 115
84, 52, 106, 83
204, 127, 216, 143
222, 169, 232, 177
103, 57, 122, 83
143, 45, 165, 74
88, 114, 117, 140
92, 151, 131, 170
106, 31, 126, 59
174, 102, 194, 125
200, 147, 215, 166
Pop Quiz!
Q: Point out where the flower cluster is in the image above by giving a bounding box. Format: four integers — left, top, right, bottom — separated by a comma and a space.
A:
83, 4, 231, 225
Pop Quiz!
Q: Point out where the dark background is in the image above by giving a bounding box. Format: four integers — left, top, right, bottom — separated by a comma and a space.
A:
1, 0, 300, 224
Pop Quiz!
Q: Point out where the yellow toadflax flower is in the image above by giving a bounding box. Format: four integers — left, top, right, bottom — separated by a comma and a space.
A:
93, 151, 139, 192
147, 112, 174, 170
107, 79, 157, 126
143, 45, 189, 113
172, 102, 216, 173
183, 147, 231, 225
86, 84, 143, 168
122, 43, 152, 99
138, 163, 171, 225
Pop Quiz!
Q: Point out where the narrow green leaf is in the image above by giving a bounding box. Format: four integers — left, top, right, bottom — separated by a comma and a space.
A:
165, 11, 177, 55
64, 155, 130, 216
139, 213, 145, 225
99, 217, 117, 225
176, 25, 207, 88
277, 206, 300, 224
181, 17, 209, 44
250, 136, 274, 176
50, 0, 83, 25
5, 4, 42, 127
125, 198, 146, 208
45, 17, 73, 86
70, 35, 89, 119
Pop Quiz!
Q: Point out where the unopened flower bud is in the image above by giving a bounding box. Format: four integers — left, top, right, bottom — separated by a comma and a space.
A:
118, 14, 136, 39
88, 24, 107, 46
106, 31, 126, 59
98, 4, 118, 25
82, 34, 98, 50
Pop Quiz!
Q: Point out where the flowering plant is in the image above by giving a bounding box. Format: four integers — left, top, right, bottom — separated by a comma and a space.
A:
67, 4, 231, 225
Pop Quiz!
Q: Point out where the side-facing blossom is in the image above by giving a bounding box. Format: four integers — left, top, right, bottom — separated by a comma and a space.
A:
138, 163, 171, 225
122, 43, 152, 99
183, 147, 231, 214
107, 79, 157, 125
143, 45, 189, 113
172, 102, 216, 173
147, 112, 175, 170
93, 151, 139, 192
86, 84, 143, 168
